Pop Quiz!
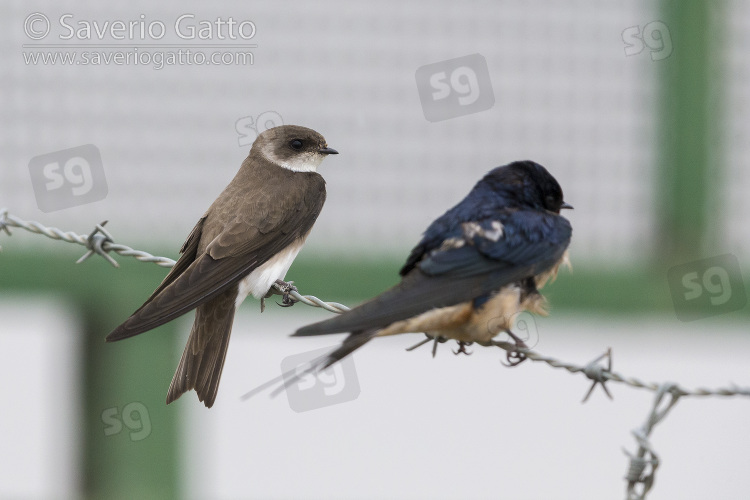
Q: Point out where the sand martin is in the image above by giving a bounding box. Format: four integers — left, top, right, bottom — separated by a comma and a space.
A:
107, 125, 338, 407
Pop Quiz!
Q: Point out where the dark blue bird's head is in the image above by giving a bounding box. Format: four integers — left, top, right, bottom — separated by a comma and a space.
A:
482, 161, 572, 213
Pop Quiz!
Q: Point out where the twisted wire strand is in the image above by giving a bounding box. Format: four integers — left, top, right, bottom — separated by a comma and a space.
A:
484, 340, 750, 402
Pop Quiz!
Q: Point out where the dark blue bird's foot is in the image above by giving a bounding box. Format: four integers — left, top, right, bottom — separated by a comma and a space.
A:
405, 334, 448, 358
501, 330, 528, 367
452, 341, 473, 356
431, 336, 448, 358
405, 335, 432, 352
274, 279, 299, 308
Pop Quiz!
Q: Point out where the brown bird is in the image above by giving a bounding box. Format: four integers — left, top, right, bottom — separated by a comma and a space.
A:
106, 125, 338, 407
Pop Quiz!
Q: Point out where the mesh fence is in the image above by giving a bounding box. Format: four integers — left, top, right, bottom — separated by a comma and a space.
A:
0, 0, 675, 266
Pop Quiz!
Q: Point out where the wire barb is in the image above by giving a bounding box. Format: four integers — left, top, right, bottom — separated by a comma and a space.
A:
0, 208, 12, 235
76, 220, 119, 267
582, 347, 614, 402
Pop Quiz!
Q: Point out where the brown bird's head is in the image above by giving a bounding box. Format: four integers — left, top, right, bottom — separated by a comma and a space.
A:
253, 124, 338, 173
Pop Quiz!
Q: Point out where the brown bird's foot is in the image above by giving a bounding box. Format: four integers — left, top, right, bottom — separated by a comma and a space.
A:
452, 341, 473, 356
261, 285, 279, 313
501, 330, 528, 367
274, 279, 299, 307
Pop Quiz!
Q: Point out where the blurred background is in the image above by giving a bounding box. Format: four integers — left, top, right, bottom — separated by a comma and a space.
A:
1, 0, 749, 499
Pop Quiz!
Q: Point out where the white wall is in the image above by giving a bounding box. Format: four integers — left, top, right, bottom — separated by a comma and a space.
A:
0, 297, 82, 500
183, 309, 750, 500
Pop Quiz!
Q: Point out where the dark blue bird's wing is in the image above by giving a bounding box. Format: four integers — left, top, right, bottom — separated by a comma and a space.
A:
294, 209, 571, 337
418, 209, 570, 276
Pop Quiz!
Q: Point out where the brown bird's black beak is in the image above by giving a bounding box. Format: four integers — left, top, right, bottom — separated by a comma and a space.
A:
318, 147, 338, 155
560, 202, 574, 210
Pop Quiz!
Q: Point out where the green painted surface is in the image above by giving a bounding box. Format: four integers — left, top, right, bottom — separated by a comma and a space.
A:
656, 0, 723, 263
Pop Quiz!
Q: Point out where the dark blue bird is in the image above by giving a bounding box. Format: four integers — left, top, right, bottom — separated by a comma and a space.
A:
293, 160, 573, 367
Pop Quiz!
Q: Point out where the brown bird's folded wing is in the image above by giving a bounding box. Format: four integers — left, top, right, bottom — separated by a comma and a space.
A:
107, 172, 326, 342
139, 215, 207, 307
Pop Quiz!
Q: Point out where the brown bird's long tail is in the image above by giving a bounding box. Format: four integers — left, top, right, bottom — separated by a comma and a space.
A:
166, 288, 237, 408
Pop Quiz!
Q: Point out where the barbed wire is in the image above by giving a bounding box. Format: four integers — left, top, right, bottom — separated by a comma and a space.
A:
0, 208, 349, 313
1, 207, 748, 499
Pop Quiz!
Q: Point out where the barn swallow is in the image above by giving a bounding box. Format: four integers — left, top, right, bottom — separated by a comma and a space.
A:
106, 125, 338, 407
292, 160, 572, 369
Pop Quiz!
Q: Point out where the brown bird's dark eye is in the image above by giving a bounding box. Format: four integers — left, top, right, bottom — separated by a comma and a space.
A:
290, 139, 303, 150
